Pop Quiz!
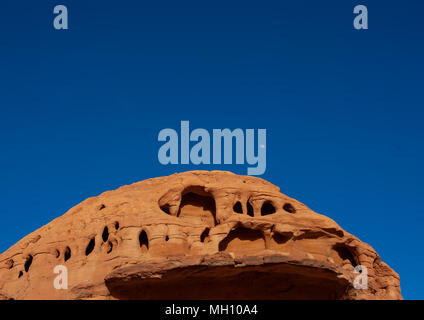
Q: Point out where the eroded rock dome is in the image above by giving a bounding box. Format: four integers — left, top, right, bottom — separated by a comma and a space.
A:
0, 171, 402, 300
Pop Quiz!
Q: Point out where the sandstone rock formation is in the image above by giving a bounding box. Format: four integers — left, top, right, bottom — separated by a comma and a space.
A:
0, 171, 402, 300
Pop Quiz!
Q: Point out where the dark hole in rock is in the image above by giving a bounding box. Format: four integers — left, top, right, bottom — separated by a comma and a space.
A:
333, 244, 356, 266
261, 201, 276, 216
98, 204, 106, 210
247, 201, 254, 217
233, 201, 243, 214
102, 226, 109, 242
7, 259, 13, 269
18, 271, 23, 278
55, 250, 60, 258
178, 186, 217, 227
200, 228, 210, 243
283, 203, 296, 213
24, 255, 33, 272
139, 230, 149, 252
64, 247, 71, 262
272, 232, 291, 244
115, 221, 119, 230
85, 238, 95, 256
160, 204, 171, 215
165, 235, 169, 242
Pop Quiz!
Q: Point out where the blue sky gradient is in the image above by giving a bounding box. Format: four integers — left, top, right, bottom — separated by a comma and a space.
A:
0, 1, 423, 299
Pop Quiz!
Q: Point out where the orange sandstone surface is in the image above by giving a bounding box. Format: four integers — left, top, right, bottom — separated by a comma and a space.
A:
0, 171, 402, 300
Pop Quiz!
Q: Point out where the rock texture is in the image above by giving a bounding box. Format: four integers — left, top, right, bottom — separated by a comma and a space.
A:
0, 171, 402, 300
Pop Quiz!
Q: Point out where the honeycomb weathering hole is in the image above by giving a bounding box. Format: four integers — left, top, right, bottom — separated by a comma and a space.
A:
24, 255, 33, 272
272, 232, 291, 245
200, 228, 210, 243
160, 204, 171, 215
219, 227, 265, 252
177, 187, 216, 227
233, 202, 243, 214
102, 227, 109, 242
283, 203, 296, 213
85, 238, 95, 256
139, 230, 149, 253
333, 244, 357, 266
261, 201, 276, 216
64, 247, 71, 262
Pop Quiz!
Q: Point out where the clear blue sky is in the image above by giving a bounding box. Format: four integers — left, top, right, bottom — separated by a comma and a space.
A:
0, 1, 423, 299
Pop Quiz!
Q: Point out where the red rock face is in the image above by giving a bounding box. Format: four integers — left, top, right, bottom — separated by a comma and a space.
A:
0, 171, 402, 300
